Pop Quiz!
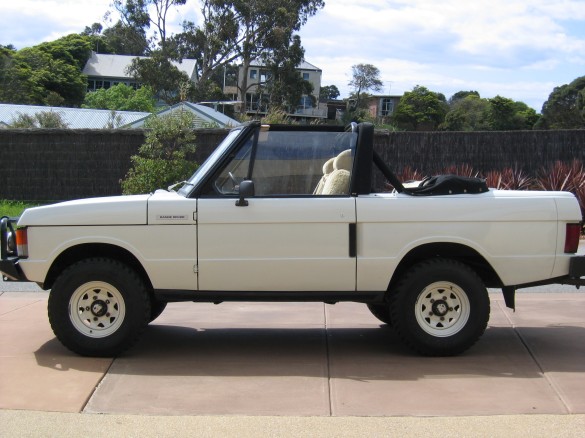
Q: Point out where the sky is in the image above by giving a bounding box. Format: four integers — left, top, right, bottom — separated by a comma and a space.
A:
1, 0, 585, 111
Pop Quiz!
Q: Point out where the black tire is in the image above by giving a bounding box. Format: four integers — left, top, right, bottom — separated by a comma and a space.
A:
367, 303, 392, 325
48, 258, 151, 357
149, 300, 167, 323
390, 258, 490, 356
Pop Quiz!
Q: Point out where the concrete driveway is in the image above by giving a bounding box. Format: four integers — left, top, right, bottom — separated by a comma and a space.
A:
1, 284, 585, 436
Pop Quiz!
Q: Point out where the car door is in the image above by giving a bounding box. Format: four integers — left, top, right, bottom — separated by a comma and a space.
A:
197, 126, 358, 292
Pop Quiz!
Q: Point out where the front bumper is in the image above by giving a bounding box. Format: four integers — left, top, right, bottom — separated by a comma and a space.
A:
0, 257, 27, 282
1, 216, 28, 282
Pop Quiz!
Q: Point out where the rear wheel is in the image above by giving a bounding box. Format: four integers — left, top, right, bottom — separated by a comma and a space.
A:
48, 258, 151, 357
390, 258, 490, 356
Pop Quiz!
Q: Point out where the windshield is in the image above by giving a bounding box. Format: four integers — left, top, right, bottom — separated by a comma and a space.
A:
177, 127, 244, 197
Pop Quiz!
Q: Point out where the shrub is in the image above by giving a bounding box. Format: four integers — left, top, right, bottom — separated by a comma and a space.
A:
483, 166, 535, 190
121, 111, 199, 194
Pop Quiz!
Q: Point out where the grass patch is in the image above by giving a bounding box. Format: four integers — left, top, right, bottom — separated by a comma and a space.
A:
0, 200, 39, 218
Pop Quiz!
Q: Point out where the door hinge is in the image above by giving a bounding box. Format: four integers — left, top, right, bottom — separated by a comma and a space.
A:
193, 265, 199, 274
193, 212, 197, 222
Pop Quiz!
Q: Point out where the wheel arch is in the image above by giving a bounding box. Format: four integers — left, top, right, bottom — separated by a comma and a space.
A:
44, 243, 153, 292
388, 242, 503, 293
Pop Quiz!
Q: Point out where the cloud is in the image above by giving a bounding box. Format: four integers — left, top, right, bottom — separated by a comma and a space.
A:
1, 0, 111, 49
2, 0, 583, 111
299, 0, 585, 109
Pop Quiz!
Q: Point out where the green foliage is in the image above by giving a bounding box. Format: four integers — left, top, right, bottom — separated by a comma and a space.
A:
448, 90, 480, 105
262, 35, 313, 113
319, 85, 340, 102
441, 95, 491, 131
103, 21, 149, 55
0, 35, 90, 106
121, 111, 199, 194
536, 75, 585, 129
260, 107, 294, 124
392, 85, 449, 130
83, 84, 156, 112
10, 111, 69, 128
0, 200, 38, 217
441, 92, 539, 131
487, 96, 539, 131
128, 52, 191, 105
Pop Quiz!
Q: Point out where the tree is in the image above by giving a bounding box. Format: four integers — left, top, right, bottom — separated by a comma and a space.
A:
319, 85, 340, 102
82, 20, 149, 55
179, 0, 324, 112
486, 96, 538, 131
113, 0, 187, 52
2, 35, 91, 107
448, 90, 480, 105
536, 75, 585, 129
83, 83, 156, 112
0, 46, 45, 104
442, 94, 490, 131
169, 3, 239, 88
121, 110, 199, 194
127, 51, 191, 105
348, 63, 383, 108
103, 21, 149, 55
392, 85, 448, 130
10, 111, 69, 128
262, 35, 313, 113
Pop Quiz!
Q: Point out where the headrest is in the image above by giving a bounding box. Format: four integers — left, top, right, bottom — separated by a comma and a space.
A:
334, 149, 352, 171
322, 157, 335, 175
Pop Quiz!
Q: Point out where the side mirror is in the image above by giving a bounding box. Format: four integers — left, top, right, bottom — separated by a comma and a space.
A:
236, 180, 255, 207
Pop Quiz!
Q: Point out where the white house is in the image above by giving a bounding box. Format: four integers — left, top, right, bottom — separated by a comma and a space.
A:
224, 59, 326, 120
82, 52, 198, 92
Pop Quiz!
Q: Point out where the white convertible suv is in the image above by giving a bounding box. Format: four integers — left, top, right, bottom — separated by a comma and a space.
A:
1, 122, 584, 357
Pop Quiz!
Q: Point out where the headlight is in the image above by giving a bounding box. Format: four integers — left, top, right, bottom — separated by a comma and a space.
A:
7, 230, 16, 254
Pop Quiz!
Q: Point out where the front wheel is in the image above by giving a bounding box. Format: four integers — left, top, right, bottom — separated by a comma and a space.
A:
48, 258, 151, 357
390, 259, 490, 356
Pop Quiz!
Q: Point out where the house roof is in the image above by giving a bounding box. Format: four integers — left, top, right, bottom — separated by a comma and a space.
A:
248, 59, 321, 72
0, 104, 149, 129
127, 102, 241, 129
82, 52, 198, 80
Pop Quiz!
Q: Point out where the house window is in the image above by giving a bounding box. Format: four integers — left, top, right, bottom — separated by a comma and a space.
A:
303, 73, 310, 80
250, 69, 257, 80
260, 70, 269, 82
298, 95, 313, 110
381, 98, 394, 116
87, 80, 95, 91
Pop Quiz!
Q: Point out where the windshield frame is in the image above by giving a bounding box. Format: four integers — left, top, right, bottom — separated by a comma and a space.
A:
177, 125, 251, 197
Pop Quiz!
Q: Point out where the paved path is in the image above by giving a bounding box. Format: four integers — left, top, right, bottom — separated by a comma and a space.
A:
1, 287, 585, 436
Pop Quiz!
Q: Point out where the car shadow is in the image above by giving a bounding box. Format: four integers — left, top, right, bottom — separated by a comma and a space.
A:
34, 324, 585, 381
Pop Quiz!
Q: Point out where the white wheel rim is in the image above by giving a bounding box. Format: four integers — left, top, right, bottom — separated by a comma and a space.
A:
414, 281, 470, 337
69, 281, 126, 338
